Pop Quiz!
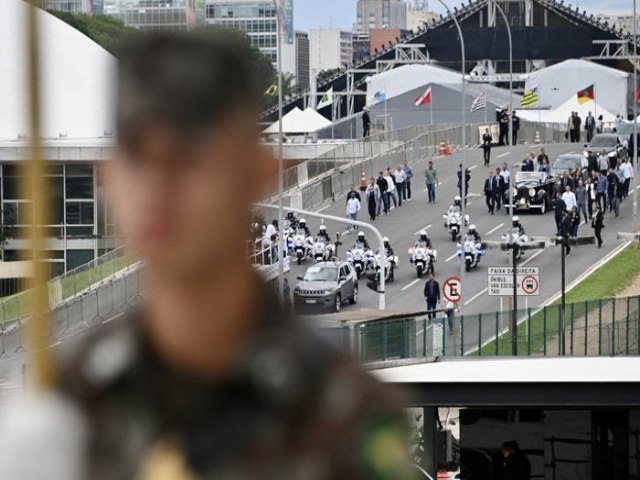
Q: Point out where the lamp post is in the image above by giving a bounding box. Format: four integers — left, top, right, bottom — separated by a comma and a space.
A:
274, 0, 285, 304
435, 0, 467, 311
486, 0, 517, 355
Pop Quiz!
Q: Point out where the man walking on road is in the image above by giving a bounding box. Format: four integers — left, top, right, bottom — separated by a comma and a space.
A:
346, 191, 361, 232
394, 165, 406, 207
592, 203, 604, 248
484, 170, 496, 214
403, 160, 414, 200
493, 167, 504, 211
425, 161, 439, 204
585, 111, 596, 142
424, 273, 441, 321
482, 128, 492, 166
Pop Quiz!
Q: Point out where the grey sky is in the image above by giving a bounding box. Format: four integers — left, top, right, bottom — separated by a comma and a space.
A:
294, 0, 634, 32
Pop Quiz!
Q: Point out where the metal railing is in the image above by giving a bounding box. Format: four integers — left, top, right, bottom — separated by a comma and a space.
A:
323, 294, 640, 365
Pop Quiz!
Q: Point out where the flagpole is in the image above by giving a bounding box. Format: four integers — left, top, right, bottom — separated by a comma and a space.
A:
484, 91, 487, 124
430, 90, 434, 126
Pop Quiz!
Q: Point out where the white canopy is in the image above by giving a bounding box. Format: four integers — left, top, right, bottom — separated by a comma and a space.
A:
366, 64, 461, 106
518, 96, 618, 124
523, 59, 628, 120
0, 0, 116, 141
263, 107, 332, 134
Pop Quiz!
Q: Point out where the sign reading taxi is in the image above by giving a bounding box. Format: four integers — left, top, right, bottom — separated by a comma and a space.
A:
488, 266, 540, 296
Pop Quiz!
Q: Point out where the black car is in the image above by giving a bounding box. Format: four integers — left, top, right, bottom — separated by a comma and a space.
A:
293, 261, 358, 314
508, 171, 557, 214
584, 133, 628, 168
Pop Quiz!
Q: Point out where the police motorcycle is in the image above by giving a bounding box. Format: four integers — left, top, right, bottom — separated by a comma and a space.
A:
443, 196, 469, 242
500, 217, 528, 261
408, 231, 437, 278
456, 226, 485, 272
346, 232, 373, 278
370, 238, 399, 284
292, 219, 314, 265
312, 227, 335, 262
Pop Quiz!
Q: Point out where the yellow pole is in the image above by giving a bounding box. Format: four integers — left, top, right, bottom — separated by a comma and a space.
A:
23, 1, 56, 390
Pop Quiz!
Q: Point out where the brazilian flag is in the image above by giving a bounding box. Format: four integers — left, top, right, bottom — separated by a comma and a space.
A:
265, 83, 278, 96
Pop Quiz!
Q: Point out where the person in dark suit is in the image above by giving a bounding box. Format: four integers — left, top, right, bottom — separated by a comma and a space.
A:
423, 273, 441, 320
511, 111, 520, 145
500, 441, 531, 480
493, 168, 504, 211
484, 171, 496, 214
521, 153, 535, 172
592, 203, 604, 248
499, 109, 509, 145
362, 107, 371, 137
482, 128, 492, 166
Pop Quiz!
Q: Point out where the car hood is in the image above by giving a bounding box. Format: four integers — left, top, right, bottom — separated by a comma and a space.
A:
585, 146, 615, 154
296, 281, 338, 291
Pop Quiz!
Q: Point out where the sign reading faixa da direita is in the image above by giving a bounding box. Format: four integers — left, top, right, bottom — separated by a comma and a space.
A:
488, 266, 540, 296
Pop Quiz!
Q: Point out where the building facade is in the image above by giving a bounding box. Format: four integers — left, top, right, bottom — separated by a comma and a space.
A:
356, 0, 407, 33
352, 32, 371, 64
204, 0, 295, 75
295, 31, 310, 90
0, 141, 120, 278
102, 0, 196, 31
309, 29, 353, 78
406, 0, 438, 31
39, 0, 95, 13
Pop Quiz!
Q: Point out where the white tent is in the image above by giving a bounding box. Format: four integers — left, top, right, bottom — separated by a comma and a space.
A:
1, 0, 116, 140
366, 64, 461, 106
523, 59, 628, 120
263, 107, 332, 134
518, 96, 618, 124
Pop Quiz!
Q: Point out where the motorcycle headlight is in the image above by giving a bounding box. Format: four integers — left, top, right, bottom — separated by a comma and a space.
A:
512, 188, 518, 197
528, 188, 536, 198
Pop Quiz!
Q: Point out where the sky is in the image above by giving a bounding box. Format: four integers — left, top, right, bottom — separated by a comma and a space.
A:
293, 0, 634, 32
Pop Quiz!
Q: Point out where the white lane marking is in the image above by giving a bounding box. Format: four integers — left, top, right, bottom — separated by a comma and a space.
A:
315, 205, 331, 213
636, 185, 640, 191
521, 249, 544, 266
469, 165, 478, 170
445, 253, 458, 262
486, 223, 505, 235
416, 324, 434, 337
497, 152, 511, 158
413, 224, 433, 235
401, 278, 421, 291
464, 288, 488, 306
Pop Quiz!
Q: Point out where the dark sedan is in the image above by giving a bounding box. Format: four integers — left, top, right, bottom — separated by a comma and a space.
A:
551, 154, 588, 177
584, 133, 628, 168
293, 261, 358, 314
507, 171, 557, 214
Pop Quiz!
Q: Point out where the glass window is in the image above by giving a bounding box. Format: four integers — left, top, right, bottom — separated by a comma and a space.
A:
66, 250, 95, 271
66, 202, 94, 225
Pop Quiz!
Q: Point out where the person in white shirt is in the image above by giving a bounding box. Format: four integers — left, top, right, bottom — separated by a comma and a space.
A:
384, 171, 396, 210
346, 192, 361, 232
500, 163, 511, 207
393, 165, 407, 206
620, 158, 633, 198
613, 114, 623, 132
561, 185, 577, 212
265, 220, 277, 240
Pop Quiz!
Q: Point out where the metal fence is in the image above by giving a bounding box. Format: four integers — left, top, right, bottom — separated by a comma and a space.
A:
324, 295, 640, 365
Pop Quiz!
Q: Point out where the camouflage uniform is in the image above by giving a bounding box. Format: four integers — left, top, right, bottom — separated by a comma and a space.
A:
57, 294, 418, 479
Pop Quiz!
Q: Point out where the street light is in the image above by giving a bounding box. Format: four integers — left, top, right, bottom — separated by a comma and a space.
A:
485, 0, 518, 355
434, 0, 467, 309
274, 0, 285, 304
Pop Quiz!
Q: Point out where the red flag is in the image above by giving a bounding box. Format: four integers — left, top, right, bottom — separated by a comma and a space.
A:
414, 87, 432, 107
634, 88, 640, 103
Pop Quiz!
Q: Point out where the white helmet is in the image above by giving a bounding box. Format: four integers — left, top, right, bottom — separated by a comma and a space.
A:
469, 224, 476, 231
383, 236, 390, 243
454, 195, 461, 202
513, 216, 520, 222
299, 218, 307, 224
319, 225, 326, 232
357, 231, 365, 238
419, 230, 427, 236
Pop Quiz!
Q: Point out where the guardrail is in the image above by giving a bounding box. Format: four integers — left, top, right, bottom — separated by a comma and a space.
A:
321, 294, 640, 365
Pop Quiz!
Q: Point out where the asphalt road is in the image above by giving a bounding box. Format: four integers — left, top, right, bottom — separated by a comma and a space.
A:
285, 141, 636, 326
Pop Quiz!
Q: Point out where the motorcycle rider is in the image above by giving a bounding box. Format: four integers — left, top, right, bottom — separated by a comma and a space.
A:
296, 218, 311, 237
316, 224, 332, 244
511, 216, 525, 236
465, 224, 482, 244
354, 231, 371, 250
383, 237, 394, 257
285, 211, 298, 229
444, 196, 463, 227
415, 230, 432, 249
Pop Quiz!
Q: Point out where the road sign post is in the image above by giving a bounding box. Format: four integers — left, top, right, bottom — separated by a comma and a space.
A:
488, 267, 540, 297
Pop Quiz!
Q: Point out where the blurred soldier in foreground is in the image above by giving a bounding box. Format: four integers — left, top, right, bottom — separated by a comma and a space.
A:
0, 31, 417, 479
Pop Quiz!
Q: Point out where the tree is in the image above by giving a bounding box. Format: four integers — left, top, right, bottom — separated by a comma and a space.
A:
317, 68, 342, 85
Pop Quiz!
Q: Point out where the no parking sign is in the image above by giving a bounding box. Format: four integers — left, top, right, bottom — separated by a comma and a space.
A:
443, 276, 462, 303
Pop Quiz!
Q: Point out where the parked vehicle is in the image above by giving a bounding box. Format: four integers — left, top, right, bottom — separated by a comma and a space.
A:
583, 133, 628, 167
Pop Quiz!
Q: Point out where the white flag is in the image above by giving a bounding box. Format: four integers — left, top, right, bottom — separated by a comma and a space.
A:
317, 87, 334, 110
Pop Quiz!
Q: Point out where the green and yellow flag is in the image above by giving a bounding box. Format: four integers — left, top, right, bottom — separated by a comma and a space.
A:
520, 87, 539, 108
264, 83, 278, 96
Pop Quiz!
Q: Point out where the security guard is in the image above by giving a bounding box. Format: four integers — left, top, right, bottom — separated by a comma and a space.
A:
1, 31, 418, 480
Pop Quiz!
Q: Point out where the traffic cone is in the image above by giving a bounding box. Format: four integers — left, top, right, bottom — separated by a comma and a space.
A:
534, 131, 541, 144
439, 141, 447, 156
